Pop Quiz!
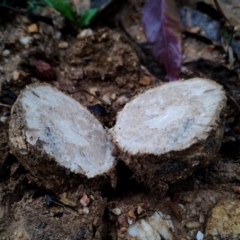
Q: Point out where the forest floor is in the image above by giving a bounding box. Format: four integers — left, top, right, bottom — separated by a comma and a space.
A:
0, 0, 240, 239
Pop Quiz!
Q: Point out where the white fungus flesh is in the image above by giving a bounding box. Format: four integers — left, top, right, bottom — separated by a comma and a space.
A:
113, 78, 226, 190
9, 83, 116, 190
114, 78, 224, 155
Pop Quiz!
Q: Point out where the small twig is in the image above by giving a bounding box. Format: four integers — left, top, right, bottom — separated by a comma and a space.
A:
68, 89, 108, 105
0, 3, 53, 26
213, 0, 230, 24
225, 92, 240, 141
44, 195, 66, 210
50, 199, 66, 210
225, 122, 238, 140
4, 90, 17, 100
226, 92, 240, 112
0, 103, 11, 108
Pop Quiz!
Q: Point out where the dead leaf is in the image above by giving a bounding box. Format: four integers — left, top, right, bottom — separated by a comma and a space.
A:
142, 0, 182, 80
31, 59, 57, 81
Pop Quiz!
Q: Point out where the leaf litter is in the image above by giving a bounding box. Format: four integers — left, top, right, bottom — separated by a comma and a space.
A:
142, 0, 182, 80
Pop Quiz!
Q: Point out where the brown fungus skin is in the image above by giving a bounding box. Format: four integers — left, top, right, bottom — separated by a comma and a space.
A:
114, 120, 225, 192
0, 122, 9, 165
112, 79, 226, 192
8, 83, 117, 193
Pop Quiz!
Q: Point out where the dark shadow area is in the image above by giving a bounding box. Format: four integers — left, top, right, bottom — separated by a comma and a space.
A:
166, 176, 195, 201
0, 154, 18, 181
102, 160, 146, 200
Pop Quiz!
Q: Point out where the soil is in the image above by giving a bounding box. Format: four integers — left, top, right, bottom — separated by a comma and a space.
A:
0, 0, 240, 239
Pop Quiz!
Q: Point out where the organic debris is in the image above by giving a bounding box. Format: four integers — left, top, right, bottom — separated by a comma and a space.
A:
0, 0, 240, 239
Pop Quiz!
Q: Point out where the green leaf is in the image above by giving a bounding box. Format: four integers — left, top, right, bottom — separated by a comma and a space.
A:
223, 30, 233, 45
44, 0, 75, 22
27, 0, 46, 12
78, 8, 98, 27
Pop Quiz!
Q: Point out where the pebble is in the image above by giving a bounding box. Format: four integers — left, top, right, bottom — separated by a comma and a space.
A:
209, 196, 216, 204
185, 195, 193, 203
118, 215, 125, 225
205, 199, 240, 237
127, 217, 133, 225
27, 23, 38, 33
111, 93, 116, 100
191, 209, 197, 216
185, 221, 201, 229
21, 16, 30, 24
78, 207, 89, 215
2, 49, 10, 57
168, 201, 182, 220
128, 210, 136, 219
19, 36, 32, 46
100, 32, 108, 40
178, 203, 185, 211
137, 205, 145, 215
80, 194, 90, 207
16, 232, 23, 238
89, 87, 99, 96
55, 31, 62, 40
111, 207, 121, 215
88, 96, 95, 103
139, 76, 151, 85
58, 41, 69, 49
233, 186, 240, 194
116, 96, 129, 106
77, 29, 93, 39
128, 211, 174, 239
0, 116, 8, 123
102, 94, 111, 105
82, 207, 89, 214
199, 214, 205, 223
196, 231, 204, 240
120, 227, 127, 233
12, 71, 20, 81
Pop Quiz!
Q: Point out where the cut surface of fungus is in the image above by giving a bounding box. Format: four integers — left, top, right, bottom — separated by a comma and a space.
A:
114, 78, 224, 155
113, 78, 226, 190
9, 83, 115, 190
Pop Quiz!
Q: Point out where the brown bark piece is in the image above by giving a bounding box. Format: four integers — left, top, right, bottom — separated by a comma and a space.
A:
112, 78, 226, 191
9, 83, 116, 192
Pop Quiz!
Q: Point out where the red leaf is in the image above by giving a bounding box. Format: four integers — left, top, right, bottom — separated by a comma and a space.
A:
31, 60, 57, 81
142, 0, 182, 80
